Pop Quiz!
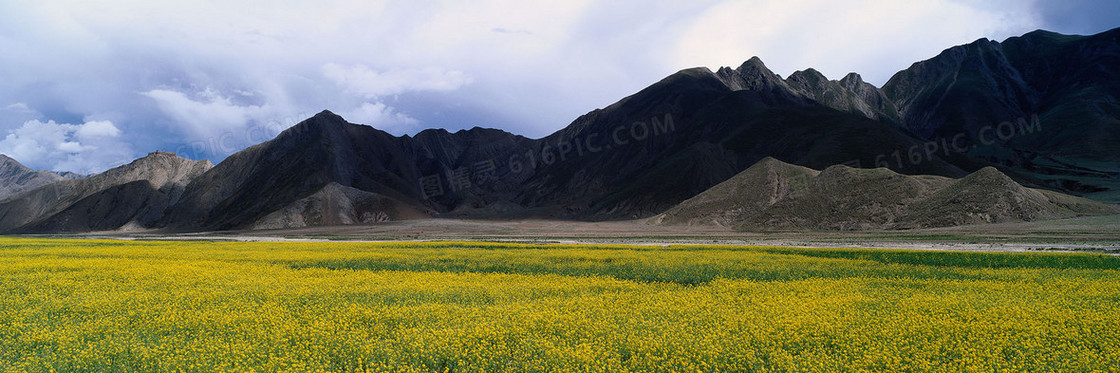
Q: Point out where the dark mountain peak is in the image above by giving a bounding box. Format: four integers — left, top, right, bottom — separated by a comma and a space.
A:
881, 32, 1033, 131
905, 37, 1001, 69
413, 128, 451, 140
737, 56, 769, 72
734, 56, 780, 79
950, 37, 997, 51
1001, 28, 1112, 61
655, 67, 726, 92
716, 57, 792, 93
787, 68, 828, 85
957, 37, 1008, 58
680, 66, 715, 76
647, 66, 728, 92
839, 72, 864, 86
714, 65, 736, 78
1023, 29, 1063, 37
1095, 26, 1120, 38
413, 127, 470, 145
416, 128, 451, 136
301, 109, 349, 129
415, 126, 521, 142
313, 109, 343, 120
837, 72, 886, 99
923, 36, 1001, 62
1014, 29, 1083, 43
274, 109, 360, 144
454, 126, 524, 140
456, 126, 491, 135
783, 67, 901, 123
310, 110, 349, 127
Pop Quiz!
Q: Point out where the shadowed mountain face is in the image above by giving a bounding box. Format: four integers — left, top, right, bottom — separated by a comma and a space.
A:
654, 158, 1120, 230
160, 111, 538, 231
881, 29, 1120, 202
2, 28, 1117, 233
0, 155, 84, 200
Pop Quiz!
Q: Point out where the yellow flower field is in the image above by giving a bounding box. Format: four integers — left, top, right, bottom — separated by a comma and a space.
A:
1, 238, 1119, 372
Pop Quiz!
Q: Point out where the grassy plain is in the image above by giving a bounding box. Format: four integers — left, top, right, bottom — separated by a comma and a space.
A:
1, 238, 1119, 372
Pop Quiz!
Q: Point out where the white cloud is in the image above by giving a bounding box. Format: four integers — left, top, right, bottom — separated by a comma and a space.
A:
322, 63, 473, 98
341, 102, 421, 135
0, 119, 133, 174
75, 120, 121, 140
141, 88, 275, 140
57, 141, 94, 153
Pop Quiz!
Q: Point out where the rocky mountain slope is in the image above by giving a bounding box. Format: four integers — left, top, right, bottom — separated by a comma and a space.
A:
651, 157, 819, 227
654, 158, 1120, 230
0, 155, 83, 200
0, 151, 211, 233
881, 28, 1120, 202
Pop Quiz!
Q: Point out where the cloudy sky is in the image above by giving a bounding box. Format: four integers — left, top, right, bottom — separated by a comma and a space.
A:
1, 0, 1117, 173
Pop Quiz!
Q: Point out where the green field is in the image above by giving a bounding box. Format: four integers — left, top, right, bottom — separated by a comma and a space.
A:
1, 238, 1119, 372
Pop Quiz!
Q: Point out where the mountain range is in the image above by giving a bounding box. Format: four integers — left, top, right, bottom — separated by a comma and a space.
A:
1, 27, 1118, 233
0, 155, 83, 200
0, 152, 210, 233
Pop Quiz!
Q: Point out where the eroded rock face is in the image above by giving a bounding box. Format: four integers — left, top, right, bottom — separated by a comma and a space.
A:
654, 158, 1120, 231
251, 183, 428, 230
